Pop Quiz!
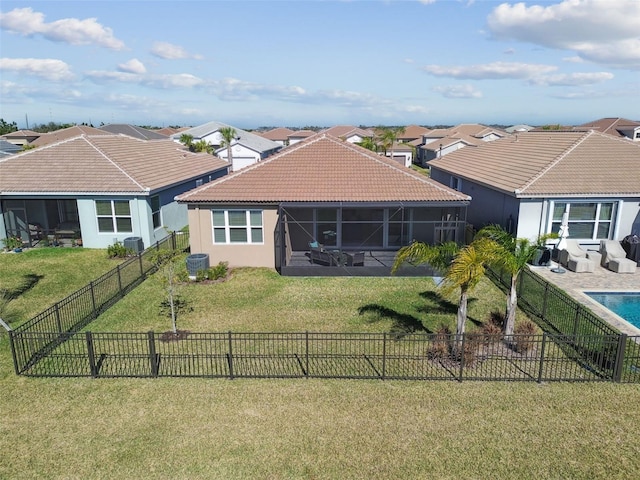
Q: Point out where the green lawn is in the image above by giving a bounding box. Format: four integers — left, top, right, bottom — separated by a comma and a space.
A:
1, 249, 640, 479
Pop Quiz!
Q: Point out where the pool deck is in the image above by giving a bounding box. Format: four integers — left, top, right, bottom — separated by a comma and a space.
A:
530, 260, 640, 336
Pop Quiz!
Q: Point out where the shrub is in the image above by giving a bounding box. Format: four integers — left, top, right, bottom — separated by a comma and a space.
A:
428, 324, 451, 359
195, 269, 207, 282
2, 236, 23, 250
461, 332, 482, 367
482, 311, 503, 345
208, 261, 229, 280
107, 241, 131, 259
514, 320, 538, 353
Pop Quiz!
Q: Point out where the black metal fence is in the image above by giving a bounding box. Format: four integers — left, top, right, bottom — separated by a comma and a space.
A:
8, 330, 640, 382
8, 231, 189, 373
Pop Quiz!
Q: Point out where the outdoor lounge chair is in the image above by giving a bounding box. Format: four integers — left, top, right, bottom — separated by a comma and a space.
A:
599, 240, 637, 273
346, 251, 365, 266
559, 239, 599, 272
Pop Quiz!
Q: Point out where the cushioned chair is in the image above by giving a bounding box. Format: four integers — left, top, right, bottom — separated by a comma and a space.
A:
600, 240, 637, 273
346, 251, 365, 266
559, 239, 598, 272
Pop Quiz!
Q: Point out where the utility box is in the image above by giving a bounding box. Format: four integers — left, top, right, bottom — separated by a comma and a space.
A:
124, 236, 144, 254
186, 253, 210, 280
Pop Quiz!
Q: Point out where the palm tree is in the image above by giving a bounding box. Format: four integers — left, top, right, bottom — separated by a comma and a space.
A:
357, 136, 378, 152
192, 139, 213, 154
392, 238, 495, 351
219, 126, 237, 166
376, 126, 405, 161
179, 133, 194, 149
476, 225, 556, 338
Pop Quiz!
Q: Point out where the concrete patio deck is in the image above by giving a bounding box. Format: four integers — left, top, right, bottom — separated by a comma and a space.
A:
530, 260, 640, 336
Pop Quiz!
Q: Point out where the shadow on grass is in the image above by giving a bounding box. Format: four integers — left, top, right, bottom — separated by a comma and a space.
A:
3, 273, 44, 300
358, 304, 433, 337
416, 291, 484, 328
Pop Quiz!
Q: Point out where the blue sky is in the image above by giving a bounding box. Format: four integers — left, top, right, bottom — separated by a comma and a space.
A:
1, 0, 638, 129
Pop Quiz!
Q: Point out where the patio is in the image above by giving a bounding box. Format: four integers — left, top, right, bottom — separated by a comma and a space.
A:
531, 260, 640, 336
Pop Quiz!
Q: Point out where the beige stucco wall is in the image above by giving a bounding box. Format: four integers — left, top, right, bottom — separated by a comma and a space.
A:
187, 205, 278, 268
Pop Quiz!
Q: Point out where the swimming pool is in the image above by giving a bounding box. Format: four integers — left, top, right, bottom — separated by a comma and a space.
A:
585, 292, 640, 329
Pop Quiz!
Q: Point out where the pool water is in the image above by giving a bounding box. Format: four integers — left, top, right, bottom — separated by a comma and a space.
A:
586, 292, 640, 329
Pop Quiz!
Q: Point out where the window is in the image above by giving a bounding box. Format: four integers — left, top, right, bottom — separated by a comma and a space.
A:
551, 202, 615, 240
150, 195, 161, 229
212, 210, 263, 244
450, 176, 462, 191
96, 200, 132, 233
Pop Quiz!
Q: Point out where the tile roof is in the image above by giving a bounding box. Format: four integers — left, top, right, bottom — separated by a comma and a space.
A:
177, 134, 469, 204
31, 125, 108, 147
1, 129, 40, 138
428, 130, 640, 198
322, 125, 374, 139
259, 127, 295, 141
575, 117, 640, 138
99, 124, 169, 140
0, 135, 229, 195
397, 125, 431, 141
287, 129, 316, 138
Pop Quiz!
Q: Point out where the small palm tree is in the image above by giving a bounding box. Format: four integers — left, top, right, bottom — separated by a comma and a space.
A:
376, 126, 405, 160
179, 133, 194, 149
357, 136, 378, 152
476, 225, 556, 338
192, 139, 213, 154
219, 126, 237, 166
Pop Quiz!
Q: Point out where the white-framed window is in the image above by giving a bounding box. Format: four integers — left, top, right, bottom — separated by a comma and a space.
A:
450, 176, 462, 191
96, 200, 132, 233
150, 195, 161, 229
212, 209, 263, 244
551, 201, 616, 240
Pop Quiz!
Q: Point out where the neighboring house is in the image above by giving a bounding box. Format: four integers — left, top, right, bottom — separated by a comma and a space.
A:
0, 135, 229, 249
321, 125, 375, 144
396, 125, 431, 143
171, 121, 282, 171
428, 130, 640, 250
416, 124, 509, 166
0, 140, 22, 158
30, 125, 107, 147
575, 117, 640, 142
387, 141, 414, 167
176, 134, 470, 275
99, 124, 169, 140
287, 129, 317, 145
1, 129, 40, 146
505, 124, 535, 133
153, 127, 190, 137
259, 127, 295, 146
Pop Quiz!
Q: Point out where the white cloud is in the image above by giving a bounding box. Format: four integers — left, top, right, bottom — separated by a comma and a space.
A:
118, 58, 146, 74
0, 57, 74, 81
150, 42, 203, 60
563, 56, 585, 64
487, 0, 640, 69
422, 61, 557, 79
86, 69, 204, 89
0, 7, 125, 50
432, 84, 483, 99
530, 72, 614, 87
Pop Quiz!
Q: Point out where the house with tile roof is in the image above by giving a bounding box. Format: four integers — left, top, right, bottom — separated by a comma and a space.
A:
321, 125, 375, 144
575, 117, 640, 142
287, 129, 317, 145
396, 125, 431, 143
1, 129, 41, 146
0, 135, 229, 249
170, 121, 282, 171
258, 127, 295, 146
99, 124, 169, 140
177, 134, 470, 275
428, 130, 640, 250
30, 125, 108, 147
416, 124, 509, 167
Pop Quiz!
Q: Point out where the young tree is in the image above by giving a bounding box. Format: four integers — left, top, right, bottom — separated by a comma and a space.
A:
393, 238, 497, 354
150, 249, 181, 334
376, 126, 405, 160
219, 126, 237, 166
356, 136, 378, 152
476, 225, 556, 338
192, 139, 213, 154
179, 133, 194, 149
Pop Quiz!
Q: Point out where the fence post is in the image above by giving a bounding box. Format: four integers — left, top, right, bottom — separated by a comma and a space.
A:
8, 330, 21, 375
86, 332, 98, 378
171, 232, 177, 251
54, 303, 63, 333
305, 331, 309, 378
613, 334, 628, 383
458, 334, 466, 382
89, 281, 98, 319
572, 304, 581, 337
116, 264, 124, 298
381, 332, 387, 380
541, 283, 549, 320
227, 331, 234, 379
537, 333, 547, 383
148, 331, 158, 378
139, 254, 144, 276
